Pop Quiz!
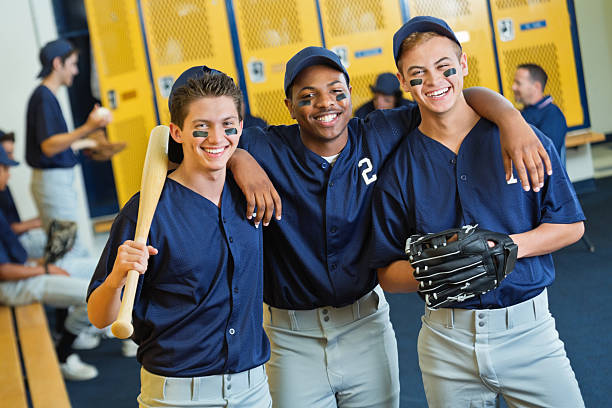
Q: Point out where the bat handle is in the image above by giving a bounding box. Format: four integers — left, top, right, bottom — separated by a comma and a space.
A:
111, 269, 140, 339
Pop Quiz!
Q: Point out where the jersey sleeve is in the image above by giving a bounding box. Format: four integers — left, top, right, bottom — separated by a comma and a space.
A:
87, 197, 138, 300
35, 94, 67, 144
369, 147, 416, 269
535, 127, 585, 224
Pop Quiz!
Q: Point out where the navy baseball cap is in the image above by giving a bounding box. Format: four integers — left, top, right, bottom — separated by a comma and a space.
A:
370, 73, 400, 95
167, 65, 225, 163
393, 16, 461, 64
0, 143, 18, 167
38, 39, 75, 78
284, 47, 349, 97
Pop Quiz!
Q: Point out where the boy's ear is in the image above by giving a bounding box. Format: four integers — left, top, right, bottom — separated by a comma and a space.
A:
284, 98, 297, 120
460, 52, 469, 77
397, 71, 410, 93
169, 123, 182, 143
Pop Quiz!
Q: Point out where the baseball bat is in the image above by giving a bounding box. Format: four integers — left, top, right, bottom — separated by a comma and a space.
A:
111, 125, 169, 339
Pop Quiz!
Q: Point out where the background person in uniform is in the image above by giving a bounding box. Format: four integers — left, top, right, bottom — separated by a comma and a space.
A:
234, 45, 552, 408
370, 16, 585, 407
0, 143, 99, 381
25, 39, 111, 259
513, 63, 568, 163
354, 72, 414, 119
0, 129, 46, 259
87, 66, 272, 408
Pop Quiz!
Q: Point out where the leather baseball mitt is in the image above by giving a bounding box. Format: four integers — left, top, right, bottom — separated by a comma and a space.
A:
405, 225, 518, 308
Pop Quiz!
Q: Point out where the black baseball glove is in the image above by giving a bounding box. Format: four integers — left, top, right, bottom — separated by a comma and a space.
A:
44, 219, 77, 265
405, 225, 518, 308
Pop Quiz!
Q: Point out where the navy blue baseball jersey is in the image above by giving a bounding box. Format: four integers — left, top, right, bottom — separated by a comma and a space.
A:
370, 118, 584, 309
0, 188, 20, 225
88, 174, 270, 377
239, 105, 420, 309
521, 96, 567, 158
0, 210, 27, 265
26, 85, 78, 169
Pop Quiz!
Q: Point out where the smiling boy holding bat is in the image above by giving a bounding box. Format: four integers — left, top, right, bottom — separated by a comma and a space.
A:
86, 67, 272, 407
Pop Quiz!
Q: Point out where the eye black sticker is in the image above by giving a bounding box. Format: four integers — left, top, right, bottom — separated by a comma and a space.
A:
225, 128, 238, 135
193, 131, 208, 138
410, 78, 423, 86
297, 100, 311, 107
336, 93, 347, 101
444, 68, 457, 77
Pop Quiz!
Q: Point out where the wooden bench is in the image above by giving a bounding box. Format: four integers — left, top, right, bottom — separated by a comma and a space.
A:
0, 303, 71, 408
566, 130, 606, 148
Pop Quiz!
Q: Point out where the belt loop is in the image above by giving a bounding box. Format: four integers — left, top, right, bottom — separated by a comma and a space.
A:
267, 305, 273, 325
248, 368, 252, 388
446, 309, 454, 329
191, 377, 199, 401
532, 296, 538, 320
352, 299, 361, 320
506, 307, 512, 330
289, 310, 299, 330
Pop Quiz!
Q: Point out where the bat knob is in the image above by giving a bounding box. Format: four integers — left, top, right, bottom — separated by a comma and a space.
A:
111, 320, 134, 339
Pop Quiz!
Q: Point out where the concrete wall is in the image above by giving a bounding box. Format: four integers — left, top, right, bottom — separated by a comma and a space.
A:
574, 0, 612, 134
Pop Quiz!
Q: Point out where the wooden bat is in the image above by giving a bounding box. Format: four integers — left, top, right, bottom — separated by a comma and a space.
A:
111, 125, 169, 339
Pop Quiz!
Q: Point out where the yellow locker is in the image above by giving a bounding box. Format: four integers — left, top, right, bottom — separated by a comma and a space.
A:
84, 0, 158, 207
406, 0, 499, 91
231, 0, 323, 125
490, 0, 584, 127
319, 0, 405, 112
139, 0, 239, 126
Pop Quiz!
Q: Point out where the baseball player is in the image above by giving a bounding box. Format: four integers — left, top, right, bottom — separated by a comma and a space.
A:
513, 63, 568, 163
87, 67, 272, 407
369, 16, 585, 407
354, 72, 414, 119
25, 39, 111, 258
232, 45, 554, 407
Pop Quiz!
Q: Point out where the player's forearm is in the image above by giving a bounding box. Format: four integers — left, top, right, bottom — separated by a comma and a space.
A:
40, 123, 96, 157
464, 86, 519, 124
377, 260, 419, 293
0, 263, 44, 281
10, 218, 42, 235
87, 281, 123, 329
509, 222, 584, 258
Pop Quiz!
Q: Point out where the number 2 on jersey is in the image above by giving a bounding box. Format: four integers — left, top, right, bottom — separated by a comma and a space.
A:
358, 158, 377, 185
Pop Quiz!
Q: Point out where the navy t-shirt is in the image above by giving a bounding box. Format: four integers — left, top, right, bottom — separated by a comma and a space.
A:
370, 118, 585, 308
0, 211, 27, 265
239, 105, 421, 309
521, 96, 567, 158
88, 174, 269, 377
0, 188, 20, 225
26, 85, 78, 169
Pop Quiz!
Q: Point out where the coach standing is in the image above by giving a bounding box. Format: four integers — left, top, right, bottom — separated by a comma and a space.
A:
25, 39, 110, 258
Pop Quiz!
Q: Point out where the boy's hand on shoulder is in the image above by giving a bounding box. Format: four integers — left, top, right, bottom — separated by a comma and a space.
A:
229, 149, 282, 228
499, 112, 552, 192
108, 240, 158, 289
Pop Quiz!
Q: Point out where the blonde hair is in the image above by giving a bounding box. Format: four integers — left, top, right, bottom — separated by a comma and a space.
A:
397, 32, 462, 71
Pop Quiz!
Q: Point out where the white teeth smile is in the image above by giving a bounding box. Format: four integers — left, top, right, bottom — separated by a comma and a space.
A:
316, 113, 338, 123
426, 87, 450, 97
204, 147, 225, 154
